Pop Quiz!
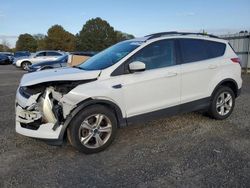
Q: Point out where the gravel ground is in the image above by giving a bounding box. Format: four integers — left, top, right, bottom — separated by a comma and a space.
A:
0, 65, 249, 188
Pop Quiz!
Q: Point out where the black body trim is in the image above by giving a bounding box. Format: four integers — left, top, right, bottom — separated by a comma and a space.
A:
20, 119, 42, 130
127, 97, 211, 124
40, 138, 64, 146
237, 88, 241, 97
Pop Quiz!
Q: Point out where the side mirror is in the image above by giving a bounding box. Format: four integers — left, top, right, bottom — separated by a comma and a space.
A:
129, 61, 146, 72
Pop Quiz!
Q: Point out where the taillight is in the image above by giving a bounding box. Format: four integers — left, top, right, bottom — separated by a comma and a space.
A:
231, 58, 241, 64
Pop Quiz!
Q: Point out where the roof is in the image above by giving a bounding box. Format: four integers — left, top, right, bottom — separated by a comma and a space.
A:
145, 31, 219, 40
126, 32, 226, 44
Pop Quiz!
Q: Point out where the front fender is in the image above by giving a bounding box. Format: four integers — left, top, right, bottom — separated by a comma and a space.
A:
58, 98, 126, 141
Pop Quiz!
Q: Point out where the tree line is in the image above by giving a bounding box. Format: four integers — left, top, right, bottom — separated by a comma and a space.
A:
14, 17, 134, 52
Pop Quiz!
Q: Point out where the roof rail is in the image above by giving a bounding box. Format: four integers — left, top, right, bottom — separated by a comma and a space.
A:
145, 32, 219, 40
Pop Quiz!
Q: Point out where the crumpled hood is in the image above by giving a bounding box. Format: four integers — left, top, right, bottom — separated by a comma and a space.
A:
20, 67, 101, 86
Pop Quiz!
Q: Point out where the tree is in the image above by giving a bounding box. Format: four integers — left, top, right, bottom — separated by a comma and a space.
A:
77, 17, 118, 51
45, 25, 76, 51
33, 34, 46, 50
115, 31, 134, 42
0, 39, 10, 51
16, 34, 37, 52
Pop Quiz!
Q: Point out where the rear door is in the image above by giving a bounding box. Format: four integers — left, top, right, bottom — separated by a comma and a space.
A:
179, 38, 226, 104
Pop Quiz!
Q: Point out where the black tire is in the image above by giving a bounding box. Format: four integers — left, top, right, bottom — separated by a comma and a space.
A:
67, 105, 117, 154
208, 86, 235, 120
21, 61, 31, 70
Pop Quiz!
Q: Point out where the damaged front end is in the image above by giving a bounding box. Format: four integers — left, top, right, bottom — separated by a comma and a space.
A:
15, 80, 94, 141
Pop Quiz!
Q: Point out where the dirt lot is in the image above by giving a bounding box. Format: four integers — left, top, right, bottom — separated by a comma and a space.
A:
0, 65, 249, 187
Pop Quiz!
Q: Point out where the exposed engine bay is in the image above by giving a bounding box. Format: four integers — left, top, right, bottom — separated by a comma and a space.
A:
16, 80, 95, 131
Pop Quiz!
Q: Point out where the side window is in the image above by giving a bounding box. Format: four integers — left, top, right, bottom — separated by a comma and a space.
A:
205, 41, 226, 58
47, 51, 62, 56
36, 52, 46, 57
179, 39, 208, 63
128, 40, 175, 70
179, 39, 226, 64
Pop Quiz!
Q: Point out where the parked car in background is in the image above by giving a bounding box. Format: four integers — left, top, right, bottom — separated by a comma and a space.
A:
28, 55, 68, 72
0, 53, 12, 65
14, 51, 31, 58
13, 51, 31, 66
15, 50, 65, 70
15, 32, 242, 154
28, 52, 97, 72
0, 52, 14, 63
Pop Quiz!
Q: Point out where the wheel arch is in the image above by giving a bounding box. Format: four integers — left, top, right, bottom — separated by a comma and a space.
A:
58, 98, 126, 141
211, 78, 239, 98
21, 60, 31, 65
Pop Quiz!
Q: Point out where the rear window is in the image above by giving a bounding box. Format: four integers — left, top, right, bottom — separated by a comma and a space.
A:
179, 39, 226, 64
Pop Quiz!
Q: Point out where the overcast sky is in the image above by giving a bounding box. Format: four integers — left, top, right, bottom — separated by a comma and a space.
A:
0, 0, 250, 47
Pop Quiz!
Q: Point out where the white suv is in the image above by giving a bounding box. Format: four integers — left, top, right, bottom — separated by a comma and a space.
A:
15, 50, 64, 70
15, 32, 242, 153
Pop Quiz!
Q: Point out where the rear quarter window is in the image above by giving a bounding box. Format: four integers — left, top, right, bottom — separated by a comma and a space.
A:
205, 40, 226, 59
179, 39, 226, 64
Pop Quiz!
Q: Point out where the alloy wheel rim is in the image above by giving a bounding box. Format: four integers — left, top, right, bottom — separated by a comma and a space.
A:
78, 114, 112, 149
216, 91, 233, 116
23, 63, 29, 70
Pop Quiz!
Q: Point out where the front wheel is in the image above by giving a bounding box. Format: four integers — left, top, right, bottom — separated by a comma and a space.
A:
67, 105, 117, 154
209, 86, 235, 120
21, 61, 31, 70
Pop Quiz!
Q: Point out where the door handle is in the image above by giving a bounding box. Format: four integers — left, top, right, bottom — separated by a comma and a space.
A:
112, 84, 122, 89
165, 72, 178, 77
208, 65, 217, 69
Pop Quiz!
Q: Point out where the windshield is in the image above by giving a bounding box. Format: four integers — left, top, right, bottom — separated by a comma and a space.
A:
79, 40, 143, 70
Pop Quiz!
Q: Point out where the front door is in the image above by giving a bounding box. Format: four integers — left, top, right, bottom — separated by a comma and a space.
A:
122, 39, 181, 118
32, 51, 47, 63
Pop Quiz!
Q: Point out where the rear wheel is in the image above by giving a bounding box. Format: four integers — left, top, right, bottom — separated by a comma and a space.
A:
209, 86, 235, 120
67, 105, 117, 154
21, 61, 31, 70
